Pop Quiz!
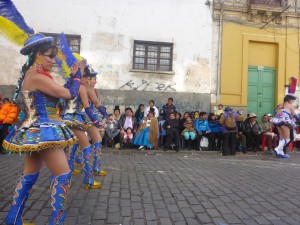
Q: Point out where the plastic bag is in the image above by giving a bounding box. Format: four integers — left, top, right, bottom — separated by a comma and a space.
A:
200, 137, 209, 148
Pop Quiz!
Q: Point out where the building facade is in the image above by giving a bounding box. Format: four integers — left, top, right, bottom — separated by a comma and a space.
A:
213, 0, 300, 118
0, 0, 215, 113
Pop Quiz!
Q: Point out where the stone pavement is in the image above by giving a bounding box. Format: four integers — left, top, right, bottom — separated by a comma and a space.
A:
1, 150, 300, 225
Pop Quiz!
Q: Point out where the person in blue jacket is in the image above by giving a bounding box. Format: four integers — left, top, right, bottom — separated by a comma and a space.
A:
194, 112, 211, 150
207, 113, 222, 151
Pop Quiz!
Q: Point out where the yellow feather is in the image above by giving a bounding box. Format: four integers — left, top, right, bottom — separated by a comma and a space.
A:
73, 52, 83, 62
0, 16, 28, 46
62, 60, 71, 79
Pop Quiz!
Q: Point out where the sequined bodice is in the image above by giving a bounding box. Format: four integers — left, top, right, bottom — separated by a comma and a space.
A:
63, 95, 84, 114
20, 91, 59, 128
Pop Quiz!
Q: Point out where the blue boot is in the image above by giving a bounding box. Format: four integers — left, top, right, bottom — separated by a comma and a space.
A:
5, 171, 40, 225
49, 171, 71, 225
68, 144, 81, 175
93, 142, 107, 176
74, 149, 83, 167
82, 145, 101, 190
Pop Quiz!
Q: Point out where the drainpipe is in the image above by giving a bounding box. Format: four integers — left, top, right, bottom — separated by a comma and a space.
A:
216, 0, 224, 103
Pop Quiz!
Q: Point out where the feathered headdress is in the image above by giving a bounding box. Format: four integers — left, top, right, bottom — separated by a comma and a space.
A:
0, 0, 53, 101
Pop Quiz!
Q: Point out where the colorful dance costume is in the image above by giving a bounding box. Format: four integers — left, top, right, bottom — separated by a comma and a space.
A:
270, 108, 297, 158
89, 100, 108, 176
61, 82, 102, 189
4, 67, 81, 225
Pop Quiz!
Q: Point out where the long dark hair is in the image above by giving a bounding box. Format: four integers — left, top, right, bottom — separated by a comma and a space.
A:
13, 43, 57, 101
208, 113, 215, 122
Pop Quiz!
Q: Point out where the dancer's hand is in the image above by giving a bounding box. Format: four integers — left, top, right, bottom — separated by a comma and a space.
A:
70, 63, 79, 76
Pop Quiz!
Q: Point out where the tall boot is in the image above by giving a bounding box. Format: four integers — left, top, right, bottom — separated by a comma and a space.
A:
5, 171, 40, 225
93, 142, 107, 176
68, 144, 81, 175
49, 171, 71, 225
74, 148, 83, 167
82, 145, 101, 190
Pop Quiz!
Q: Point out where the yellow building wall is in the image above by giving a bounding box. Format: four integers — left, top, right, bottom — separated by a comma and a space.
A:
220, 23, 299, 107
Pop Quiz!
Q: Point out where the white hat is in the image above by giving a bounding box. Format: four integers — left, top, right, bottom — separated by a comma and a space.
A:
248, 113, 257, 118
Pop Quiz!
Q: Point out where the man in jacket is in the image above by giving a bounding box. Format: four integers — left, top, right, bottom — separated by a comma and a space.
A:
163, 112, 180, 151
160, 98, 177, 120
219, 107, 244, 156
119, 107, 138, 144
242, 113, 263, 152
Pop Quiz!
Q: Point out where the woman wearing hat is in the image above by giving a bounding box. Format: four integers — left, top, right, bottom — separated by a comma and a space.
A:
3, 34, 82, 225
133, 108, 159, 150
60, 60, 102, 190
270, 94, 299, 158
82, 67, 108, 176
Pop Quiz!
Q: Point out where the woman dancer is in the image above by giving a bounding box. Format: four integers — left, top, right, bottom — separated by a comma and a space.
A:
4, 34, 81, 225
60, 59, 102, 189
270, 94, 299, 158
82, 67, 108, 176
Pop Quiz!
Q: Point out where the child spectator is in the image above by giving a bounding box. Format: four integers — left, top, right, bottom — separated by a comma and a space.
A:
181, 116, 196, 150
215, 104, 224, 116
123, 127, 133, 148
194, 112, 211, 150
105, 114, 120, 146
207, 113, 222, 151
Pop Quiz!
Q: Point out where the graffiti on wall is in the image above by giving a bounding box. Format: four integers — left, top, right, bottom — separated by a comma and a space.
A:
119, 79, 176, 92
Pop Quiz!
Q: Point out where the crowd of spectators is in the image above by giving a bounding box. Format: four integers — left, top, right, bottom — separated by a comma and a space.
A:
0, 95, 284, 156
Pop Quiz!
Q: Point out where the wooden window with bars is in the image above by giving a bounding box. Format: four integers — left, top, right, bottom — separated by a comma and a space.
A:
41, 32, 81, 53
133, 40, 173, 72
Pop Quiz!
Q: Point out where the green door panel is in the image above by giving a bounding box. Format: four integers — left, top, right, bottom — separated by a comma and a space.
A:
247, 66, 275, 122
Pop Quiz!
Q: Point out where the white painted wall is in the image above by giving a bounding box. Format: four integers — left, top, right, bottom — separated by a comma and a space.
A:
0, 0, 214, 94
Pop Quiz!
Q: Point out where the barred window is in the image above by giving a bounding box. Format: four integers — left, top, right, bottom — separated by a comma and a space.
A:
41, 32, 81, 53
133, 40, 173, 72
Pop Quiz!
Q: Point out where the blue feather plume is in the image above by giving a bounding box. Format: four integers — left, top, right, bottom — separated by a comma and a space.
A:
0, 0, 34, 34
58, 33, 76, 68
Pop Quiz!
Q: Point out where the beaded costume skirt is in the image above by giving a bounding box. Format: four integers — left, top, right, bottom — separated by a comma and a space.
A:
3, 115, 77, 153
270, 111, 296, 128
61, 112, 92, 131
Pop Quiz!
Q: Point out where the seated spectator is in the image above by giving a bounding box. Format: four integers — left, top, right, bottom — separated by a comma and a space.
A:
215, 104, 224, 117
242, 113, 263, 152
105, 114, 120, 146
236, 110, 247, 153
2, 98, 9, 105
123, 127, 134, 148
193, 111, 200, 121
181, 116, 196, 150
261, 114, 277, 151
163, 112, 180, 151
134, 104, 145, 126
144, 100, 159, 118
113, 105, 121, 121
207, 113, 222, 151
194, 112, 211, 150
119, 108, 137, 143
176, 112, 181, 120
133, 108, 158, 150
180, 112, 190, 134
219, 107, 244, 156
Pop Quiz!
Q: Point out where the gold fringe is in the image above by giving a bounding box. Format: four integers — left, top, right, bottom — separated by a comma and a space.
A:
3, 137, 77, 153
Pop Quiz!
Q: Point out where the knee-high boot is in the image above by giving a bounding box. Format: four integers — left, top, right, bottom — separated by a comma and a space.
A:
74, 148, 83, 167
93, 142, 107, 176
48, 171, 71, 225
82, 145, 101, 189
5, 171, 40, 225
68, 144, 81, 175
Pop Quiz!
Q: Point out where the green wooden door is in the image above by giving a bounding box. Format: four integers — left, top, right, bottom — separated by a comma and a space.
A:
247, 66, 275, 121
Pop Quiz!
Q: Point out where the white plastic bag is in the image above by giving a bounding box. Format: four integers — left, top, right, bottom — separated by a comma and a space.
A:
200, 137, 209, 148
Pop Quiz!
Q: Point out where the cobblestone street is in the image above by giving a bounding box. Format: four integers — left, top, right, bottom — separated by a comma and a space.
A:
1, 150, 300, 225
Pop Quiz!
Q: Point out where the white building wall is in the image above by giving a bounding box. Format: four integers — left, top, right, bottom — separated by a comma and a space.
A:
0, 0, 214, 95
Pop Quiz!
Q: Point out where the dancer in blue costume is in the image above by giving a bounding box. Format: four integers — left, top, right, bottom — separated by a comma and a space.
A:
60, 60, 102, 189
3, 34, 81, 225
82, 67, 108, 176
270, 94, 300, 158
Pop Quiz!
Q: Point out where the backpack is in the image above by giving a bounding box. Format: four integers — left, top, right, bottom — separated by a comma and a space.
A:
224, 113, 237, 130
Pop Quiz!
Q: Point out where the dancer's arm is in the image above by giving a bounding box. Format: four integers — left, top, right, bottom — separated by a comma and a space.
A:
80, 86, 100, 127
86, 87, 108, 118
